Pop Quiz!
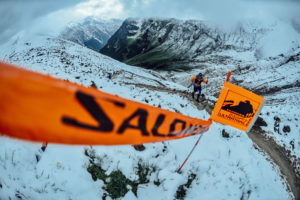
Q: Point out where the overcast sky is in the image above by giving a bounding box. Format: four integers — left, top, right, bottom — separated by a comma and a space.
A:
0, 0, 299, 44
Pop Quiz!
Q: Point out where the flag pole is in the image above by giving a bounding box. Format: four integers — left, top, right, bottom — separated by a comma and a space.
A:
177, 134, 204, 173
226, 71, 231, 82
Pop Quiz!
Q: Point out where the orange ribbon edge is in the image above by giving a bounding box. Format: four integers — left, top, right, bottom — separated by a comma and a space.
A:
0, 62, 212, 145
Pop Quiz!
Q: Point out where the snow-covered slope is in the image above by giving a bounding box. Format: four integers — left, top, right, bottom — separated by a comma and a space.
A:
164, 31, 300, 190
172, 38, 300, 159
59, 17, 122, 51
0, 36, 293, 199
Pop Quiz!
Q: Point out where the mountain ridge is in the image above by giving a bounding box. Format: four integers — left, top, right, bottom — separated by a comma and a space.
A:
100, 18, 271, 70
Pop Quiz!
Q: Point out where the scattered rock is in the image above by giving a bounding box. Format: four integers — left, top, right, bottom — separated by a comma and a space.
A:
133, 144, 146, 151
90, 81, 97, 88
254, 117, 267, 130
283, 125, 291, 133
222, 129, 230, 138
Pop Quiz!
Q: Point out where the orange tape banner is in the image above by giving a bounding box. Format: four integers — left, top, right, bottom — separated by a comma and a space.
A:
210, 81, 264, 132
0, 62, 212, 145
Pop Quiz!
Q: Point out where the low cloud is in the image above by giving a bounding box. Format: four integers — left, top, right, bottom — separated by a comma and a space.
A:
1, 0, 299, 44
121, 0, 300, 31
72, 0, 126, 19
0, 0, 82, 44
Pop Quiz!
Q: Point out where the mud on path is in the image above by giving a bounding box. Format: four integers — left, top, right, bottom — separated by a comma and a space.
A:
125, 82, 300, 200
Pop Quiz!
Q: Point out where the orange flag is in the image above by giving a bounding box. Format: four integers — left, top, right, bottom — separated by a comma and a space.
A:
210, 81, 264, 132
0, 62, 212, 145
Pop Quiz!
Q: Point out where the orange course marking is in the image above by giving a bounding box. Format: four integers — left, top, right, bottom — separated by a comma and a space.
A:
210, 81, 264, 132
0, 62, 212, 145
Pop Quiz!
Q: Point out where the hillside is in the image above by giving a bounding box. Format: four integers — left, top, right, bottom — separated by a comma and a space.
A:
100, 17, 300, 160
0, 35, 295, 199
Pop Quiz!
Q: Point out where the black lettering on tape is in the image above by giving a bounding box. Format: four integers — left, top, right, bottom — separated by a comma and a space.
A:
62, 91, 114, 132
117, 108, 149, 136
151, 114, 166, 137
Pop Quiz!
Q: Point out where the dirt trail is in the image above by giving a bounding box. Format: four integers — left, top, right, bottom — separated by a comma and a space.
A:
126, 82, 300, 200
124, 82, 215, 113
247, 128, 300, 200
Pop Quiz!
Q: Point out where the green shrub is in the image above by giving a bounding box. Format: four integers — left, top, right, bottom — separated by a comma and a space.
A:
85, 150, 161, 199
175, 173, 197, 200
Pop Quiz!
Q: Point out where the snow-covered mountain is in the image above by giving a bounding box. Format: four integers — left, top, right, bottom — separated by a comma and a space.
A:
59, 17, 122, 51
100, 18, 300, 71
0, 35, 296, 199
100, 18, 269, 70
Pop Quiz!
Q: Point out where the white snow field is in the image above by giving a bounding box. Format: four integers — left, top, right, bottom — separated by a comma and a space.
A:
0, 33, 295, 199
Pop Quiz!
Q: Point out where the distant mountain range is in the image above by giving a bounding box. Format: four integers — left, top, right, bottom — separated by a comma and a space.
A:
100, 18, 272, 70
59, 17, 122, 51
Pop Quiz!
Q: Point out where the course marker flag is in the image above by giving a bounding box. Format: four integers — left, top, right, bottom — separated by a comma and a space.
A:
210, 81, 264, 132
0, 62, 212, 145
